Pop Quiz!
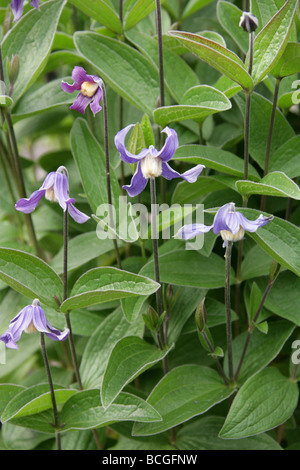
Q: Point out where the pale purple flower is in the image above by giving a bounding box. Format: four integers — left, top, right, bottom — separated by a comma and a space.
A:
115, 124, 205, 197
61, 66, 103, 116
175, 202, 273, 247
0, 299, 69, 350
11, 0, 40, 22
15, 166, 90, 224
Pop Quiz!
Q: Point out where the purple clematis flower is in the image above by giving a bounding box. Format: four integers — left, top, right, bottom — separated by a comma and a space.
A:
115, 124, 205, 197
175, 202, 273, 247
11, 0, 40, 22
0, 299, 69, 350
15, 166, 90, 224
61, 66, 103, 116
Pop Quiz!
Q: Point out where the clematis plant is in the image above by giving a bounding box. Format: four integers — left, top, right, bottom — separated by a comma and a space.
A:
11, 0, 40, 22
0, 299, 69, 350
114, 124, 205, 197
176, 202, 273, 247
61, 66, 103, 116
15, 166, 90, 224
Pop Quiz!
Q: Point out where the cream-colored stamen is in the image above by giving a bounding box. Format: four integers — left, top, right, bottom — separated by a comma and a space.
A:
45, 187, 57, 202
140, 152, 162, 179
25, 321, 38, 334
81, 81, 99, 98
220, 226, 245, 243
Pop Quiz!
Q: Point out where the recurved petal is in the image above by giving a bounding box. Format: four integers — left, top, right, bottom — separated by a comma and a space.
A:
175, 223, 213, 240
123, 162, 148, 197
11, 0, 24, 21
32, 306, 69, 341
156, 127, 179, 162
68, 203, 90, 224
211, 203, 232, 235
30, 0, 40, 9
161, 162, 204, 182
53, 172, 74, 211
70, 92, 93, 115
115, 125, 149, 164
237, 212, 274, 232
90, 86, 103, 116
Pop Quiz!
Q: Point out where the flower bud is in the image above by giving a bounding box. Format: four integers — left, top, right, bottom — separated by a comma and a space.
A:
195, 298, 207, 332
239, 12, 259, 33
8, 55, 19, 86
269, 260, 281, 282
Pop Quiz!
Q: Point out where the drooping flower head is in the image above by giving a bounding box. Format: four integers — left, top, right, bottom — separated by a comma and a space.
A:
61, 66, 103, 116
0, 299, 69, 350
176, 202, 273, 247
239, 11, 259, 33
11, 0, 40, 22
115, 124, 205, 197
15, 166, 90, 224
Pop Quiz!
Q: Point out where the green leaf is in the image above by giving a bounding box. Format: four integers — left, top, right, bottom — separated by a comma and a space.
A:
217, 1, 249, 54
139, 250, 234, 289
0, 384, 25, 416
12, 77, 73, 119
74, 32, 159, 116
220, 368, 299, 438
226, 320, 295, 384
70, 118, 120, 213
271, 42, 300, 78
101, 336, 173, 408
176, 416, 282, 450
240, 209, 300, 277
234, 92, 294, 169
1, 384, 76, 422
173, 145, 260, 180
0, 94, 13, 108
236, 172, 300, 199
68, 0, 122, 33
154, 85, 231, 127
2, 0, 66, 104
181, 0, 216, 19
257, 271, 300, 326
80, 307, 144, 389
60, 390, 162, 431
141, 114, 155, 148
132, 365, 234, 436
126, 30, 199, 103
50, 231, 120, 274
60, 267, 160, 313
268, 135, 300, 178
169, 31, 253, 91
124, 0, 159, 30
0, 248, 63, 309
250, 0, 298, 86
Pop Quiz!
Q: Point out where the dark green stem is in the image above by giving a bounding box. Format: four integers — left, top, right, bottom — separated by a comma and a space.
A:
101, 82, 122, 269
201, 330, 229, 386
155, 0, 165, 108
40, 333, 61, 450
234, 279, 274, 382
225, 241, 234, 382
260, 78, 281, 211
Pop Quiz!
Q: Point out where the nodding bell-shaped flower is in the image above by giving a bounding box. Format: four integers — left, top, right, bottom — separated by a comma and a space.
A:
175, 202, 273, 247
239, 11, 259, 33
0, 299, 69, 350
11, 0, 40, 22
61, 66, 103, 116
114, 124, 205, 197
15, 166, 90, 224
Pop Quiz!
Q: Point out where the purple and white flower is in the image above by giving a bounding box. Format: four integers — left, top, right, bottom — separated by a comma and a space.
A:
15, 166, 90, 224
61, 66, 103, 116
175, 202, 273, 247
0, 299, 69, 350
11, 0, 40, 22
115, 124, 205, 197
